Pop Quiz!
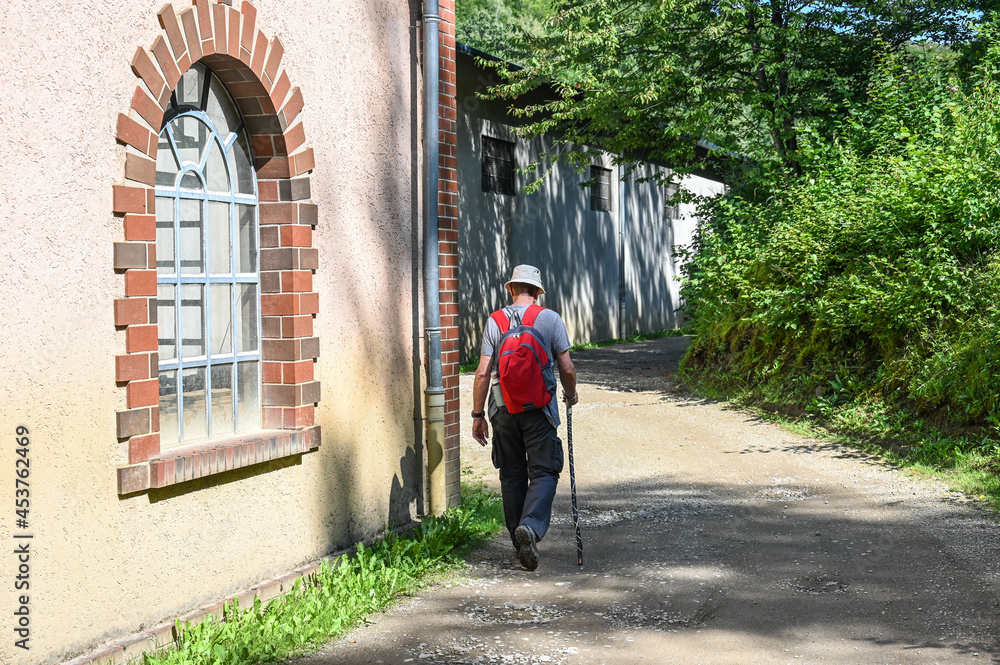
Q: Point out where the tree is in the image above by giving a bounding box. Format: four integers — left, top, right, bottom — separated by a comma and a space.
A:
679, 37, 1000, 429
485, 0, 993, 183
456, 0, 556, 60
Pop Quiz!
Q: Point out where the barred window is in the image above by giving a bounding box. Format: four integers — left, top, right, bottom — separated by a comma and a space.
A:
590, 166, 612, 212
155, 64, 261, 448
482, 136, 516, 196
665, 182, 680, 220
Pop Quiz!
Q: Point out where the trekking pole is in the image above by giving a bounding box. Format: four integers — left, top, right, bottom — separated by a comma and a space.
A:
567, 404, 583, 566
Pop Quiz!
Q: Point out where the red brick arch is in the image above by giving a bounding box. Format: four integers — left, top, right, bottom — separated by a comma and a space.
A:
112, 0, 321, 494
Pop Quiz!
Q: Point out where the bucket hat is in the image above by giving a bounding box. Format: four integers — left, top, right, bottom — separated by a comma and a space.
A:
504, 264, 545, 294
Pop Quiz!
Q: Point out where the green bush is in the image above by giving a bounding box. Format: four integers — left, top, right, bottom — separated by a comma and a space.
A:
680, 32, 1000, 436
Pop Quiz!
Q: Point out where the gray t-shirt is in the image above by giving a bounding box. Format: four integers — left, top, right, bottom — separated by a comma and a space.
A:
481, 305, 571, 427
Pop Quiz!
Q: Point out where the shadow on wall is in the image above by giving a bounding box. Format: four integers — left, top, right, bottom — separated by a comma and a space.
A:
455, 51, 698, 363
144, 455, 304, 503
145, 0, 426, 555
457, 125, 622, 360
388, 444, 422, 528
310, 0, 425, 551
624, 162, 681, 336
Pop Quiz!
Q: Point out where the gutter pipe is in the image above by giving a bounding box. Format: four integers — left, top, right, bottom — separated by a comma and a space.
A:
618, 158, 627, 338
422, 0, 447, 516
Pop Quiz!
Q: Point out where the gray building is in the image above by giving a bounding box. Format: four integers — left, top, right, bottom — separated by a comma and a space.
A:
457, 44, 727, 361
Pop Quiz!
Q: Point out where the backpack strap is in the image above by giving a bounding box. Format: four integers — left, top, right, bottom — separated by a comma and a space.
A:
521, 304, 545, 327
490, 309, 510, 334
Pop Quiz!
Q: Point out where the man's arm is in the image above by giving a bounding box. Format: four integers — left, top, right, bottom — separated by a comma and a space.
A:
471, 354, 493, 446
556, 350, 578, 405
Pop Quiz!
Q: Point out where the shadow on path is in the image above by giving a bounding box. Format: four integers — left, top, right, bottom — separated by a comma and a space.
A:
294, 337, 1000, 665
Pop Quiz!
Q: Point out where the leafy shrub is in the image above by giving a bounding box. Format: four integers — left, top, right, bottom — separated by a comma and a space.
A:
680, 32, 1000, 435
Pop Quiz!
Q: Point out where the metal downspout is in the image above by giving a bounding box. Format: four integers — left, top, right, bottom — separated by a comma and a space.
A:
422, 0, 447, 516
618, 159, 627, 338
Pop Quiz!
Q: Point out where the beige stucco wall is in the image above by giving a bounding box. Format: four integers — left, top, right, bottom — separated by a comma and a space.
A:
0, 1, 425, 663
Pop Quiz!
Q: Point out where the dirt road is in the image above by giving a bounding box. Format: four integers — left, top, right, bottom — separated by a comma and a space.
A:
300, 337, 1000, 664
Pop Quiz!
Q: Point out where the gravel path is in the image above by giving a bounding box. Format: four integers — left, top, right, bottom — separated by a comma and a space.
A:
297, 337, 1000, 665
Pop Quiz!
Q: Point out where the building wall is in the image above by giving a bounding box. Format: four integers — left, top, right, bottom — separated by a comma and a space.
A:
436, 0, 463, 512
457, 118, 622, 358
456, 51, 726, 361
0, 1, 427, 663
457, 90, 621, 356
622, 162, 727, 335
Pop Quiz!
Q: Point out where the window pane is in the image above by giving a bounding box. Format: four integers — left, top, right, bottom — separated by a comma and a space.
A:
155, 197, 176, 275
159, 370, 179, 446
179, 198, 204, 274
228, 133, 255, 195
206, 75, 240, 138
180, 172, 203, 191
157, 283, 177, 361
156, 135, 179, 187
154, 72, 263, 445
237, 284, 259, 353
482, 136, 516, 196
181, 284, 206, 359
590, 166, 612, 212
208, 201, 231, 274
665, 182, 680, 219
205, 140, 230, 194
211, 363, 235, 437
237, 361, 260, 433
210, 283, 233, 355
182, 367, 207, 441
175, 63, 205, 107
171, 116, 211, 167
237, 204, 257, 273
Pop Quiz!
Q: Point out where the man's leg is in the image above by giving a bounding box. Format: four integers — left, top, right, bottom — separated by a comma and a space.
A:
518, 410, 563, 542
490, 409, 528, 549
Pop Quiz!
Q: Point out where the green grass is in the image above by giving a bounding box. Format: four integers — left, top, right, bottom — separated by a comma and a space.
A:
143, 483, 504, 665
567, 328, 687, 353
459, 328, 688, 373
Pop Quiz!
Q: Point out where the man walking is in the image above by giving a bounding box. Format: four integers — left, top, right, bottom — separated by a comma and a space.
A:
471, 265, 578, 571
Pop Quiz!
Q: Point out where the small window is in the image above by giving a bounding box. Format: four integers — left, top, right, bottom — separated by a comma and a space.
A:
482, 136, 516, 196
590, 166, 612, 212
665, 182, 680, 220
155, 63, 261, 448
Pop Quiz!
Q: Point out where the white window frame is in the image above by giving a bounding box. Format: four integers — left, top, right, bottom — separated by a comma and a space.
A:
155, 64, 261, 447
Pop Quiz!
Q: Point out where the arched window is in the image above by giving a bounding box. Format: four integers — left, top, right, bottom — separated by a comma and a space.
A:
155, 63, 260, 447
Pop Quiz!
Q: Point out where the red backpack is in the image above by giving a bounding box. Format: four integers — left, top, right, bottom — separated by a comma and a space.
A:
491, 305, 557, 413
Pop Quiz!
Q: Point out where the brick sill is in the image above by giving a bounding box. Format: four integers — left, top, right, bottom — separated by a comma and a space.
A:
117, 426, 321, 494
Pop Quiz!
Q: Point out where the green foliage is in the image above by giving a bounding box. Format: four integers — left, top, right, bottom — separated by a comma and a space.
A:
456, 0, 555, 60
483, 0, 986, 185
680, 32, 1000, 447
143, 484, 503, 665
806, 374, 860, 417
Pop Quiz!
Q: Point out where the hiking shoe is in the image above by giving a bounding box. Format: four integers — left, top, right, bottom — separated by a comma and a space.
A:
515, 525, 539, 571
